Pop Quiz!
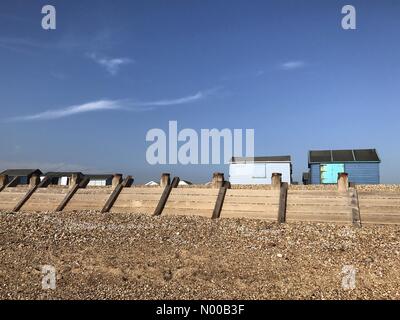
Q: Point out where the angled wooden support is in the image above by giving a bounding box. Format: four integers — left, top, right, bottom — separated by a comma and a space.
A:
278, 182, 288, 223
13, 176, 50, 212
78, 177, 90, 188
38, 176, 52, 188
153, 177, 180, 216
171, 177, 180, 188
55, 175, 88, 212
212, 181, 230, 219
350, 186, 362, 228
101, 184, 123, 213
37, 176, 51, 188
122, 176, 134, 187
101, 176, 133, 213
55, 184, 80, 212
5, 176, 19, 188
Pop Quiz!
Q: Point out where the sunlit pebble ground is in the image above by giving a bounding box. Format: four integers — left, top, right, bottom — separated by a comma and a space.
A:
0, 211, 399, 300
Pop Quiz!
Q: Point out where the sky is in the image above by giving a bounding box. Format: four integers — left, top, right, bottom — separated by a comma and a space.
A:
0, 0, 400, 183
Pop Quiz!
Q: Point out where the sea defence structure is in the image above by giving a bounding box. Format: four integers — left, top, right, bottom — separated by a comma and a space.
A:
0, 171, 399, 226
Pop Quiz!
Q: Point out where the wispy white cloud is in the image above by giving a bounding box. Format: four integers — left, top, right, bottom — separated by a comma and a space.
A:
7, 100, 125, 122
132, 87, 221, 109
0, 36, 132, 76
134, 91, 207, 107
6, 90, 214, 122
87, 53, 133, 75
280, 60, 306, 70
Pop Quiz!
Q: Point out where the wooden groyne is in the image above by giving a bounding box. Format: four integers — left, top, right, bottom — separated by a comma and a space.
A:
1, 172, 400, 225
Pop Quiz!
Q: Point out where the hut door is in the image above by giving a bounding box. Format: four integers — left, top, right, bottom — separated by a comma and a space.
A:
320, 163, 345, 184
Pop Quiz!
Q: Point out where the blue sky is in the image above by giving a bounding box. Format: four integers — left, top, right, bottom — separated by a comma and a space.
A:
1, 0, 400, 183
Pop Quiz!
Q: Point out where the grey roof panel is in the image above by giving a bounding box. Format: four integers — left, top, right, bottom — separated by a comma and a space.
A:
309, 149, 380, 163
309, 150, 332, 163
0, 169, 42, 176
354, 149, 380, 162
332, 150, 355, 162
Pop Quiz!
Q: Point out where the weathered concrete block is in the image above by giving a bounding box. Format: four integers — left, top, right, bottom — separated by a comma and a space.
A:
271, 173, 282, 190
29, 174, 40, 188
337, 172, 349, 192
70, 173, 82, 188
0, 175, 8, 188
160, 173, 170, 188
212, 172, 225, 188
112, 174, 123, 187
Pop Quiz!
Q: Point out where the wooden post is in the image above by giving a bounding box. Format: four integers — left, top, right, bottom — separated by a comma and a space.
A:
79, 177, 90, 188
56, 175, 85, 212
337, 172, 349, 193
122, 175, 134, 187
212, 181, 230, 219
112, 174, 123, 187
101, 176, 133, 213
39, 176, 51, 188
271, 173, 282, 190
13, 174, 43, 212
37, 176, 51, 188
153, 177, 180, 216
278, 182, 288, 223
160, 173, 171, 188
212, 172, 224, 188
6, 176, 20, 188
349, 186, 362, 227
